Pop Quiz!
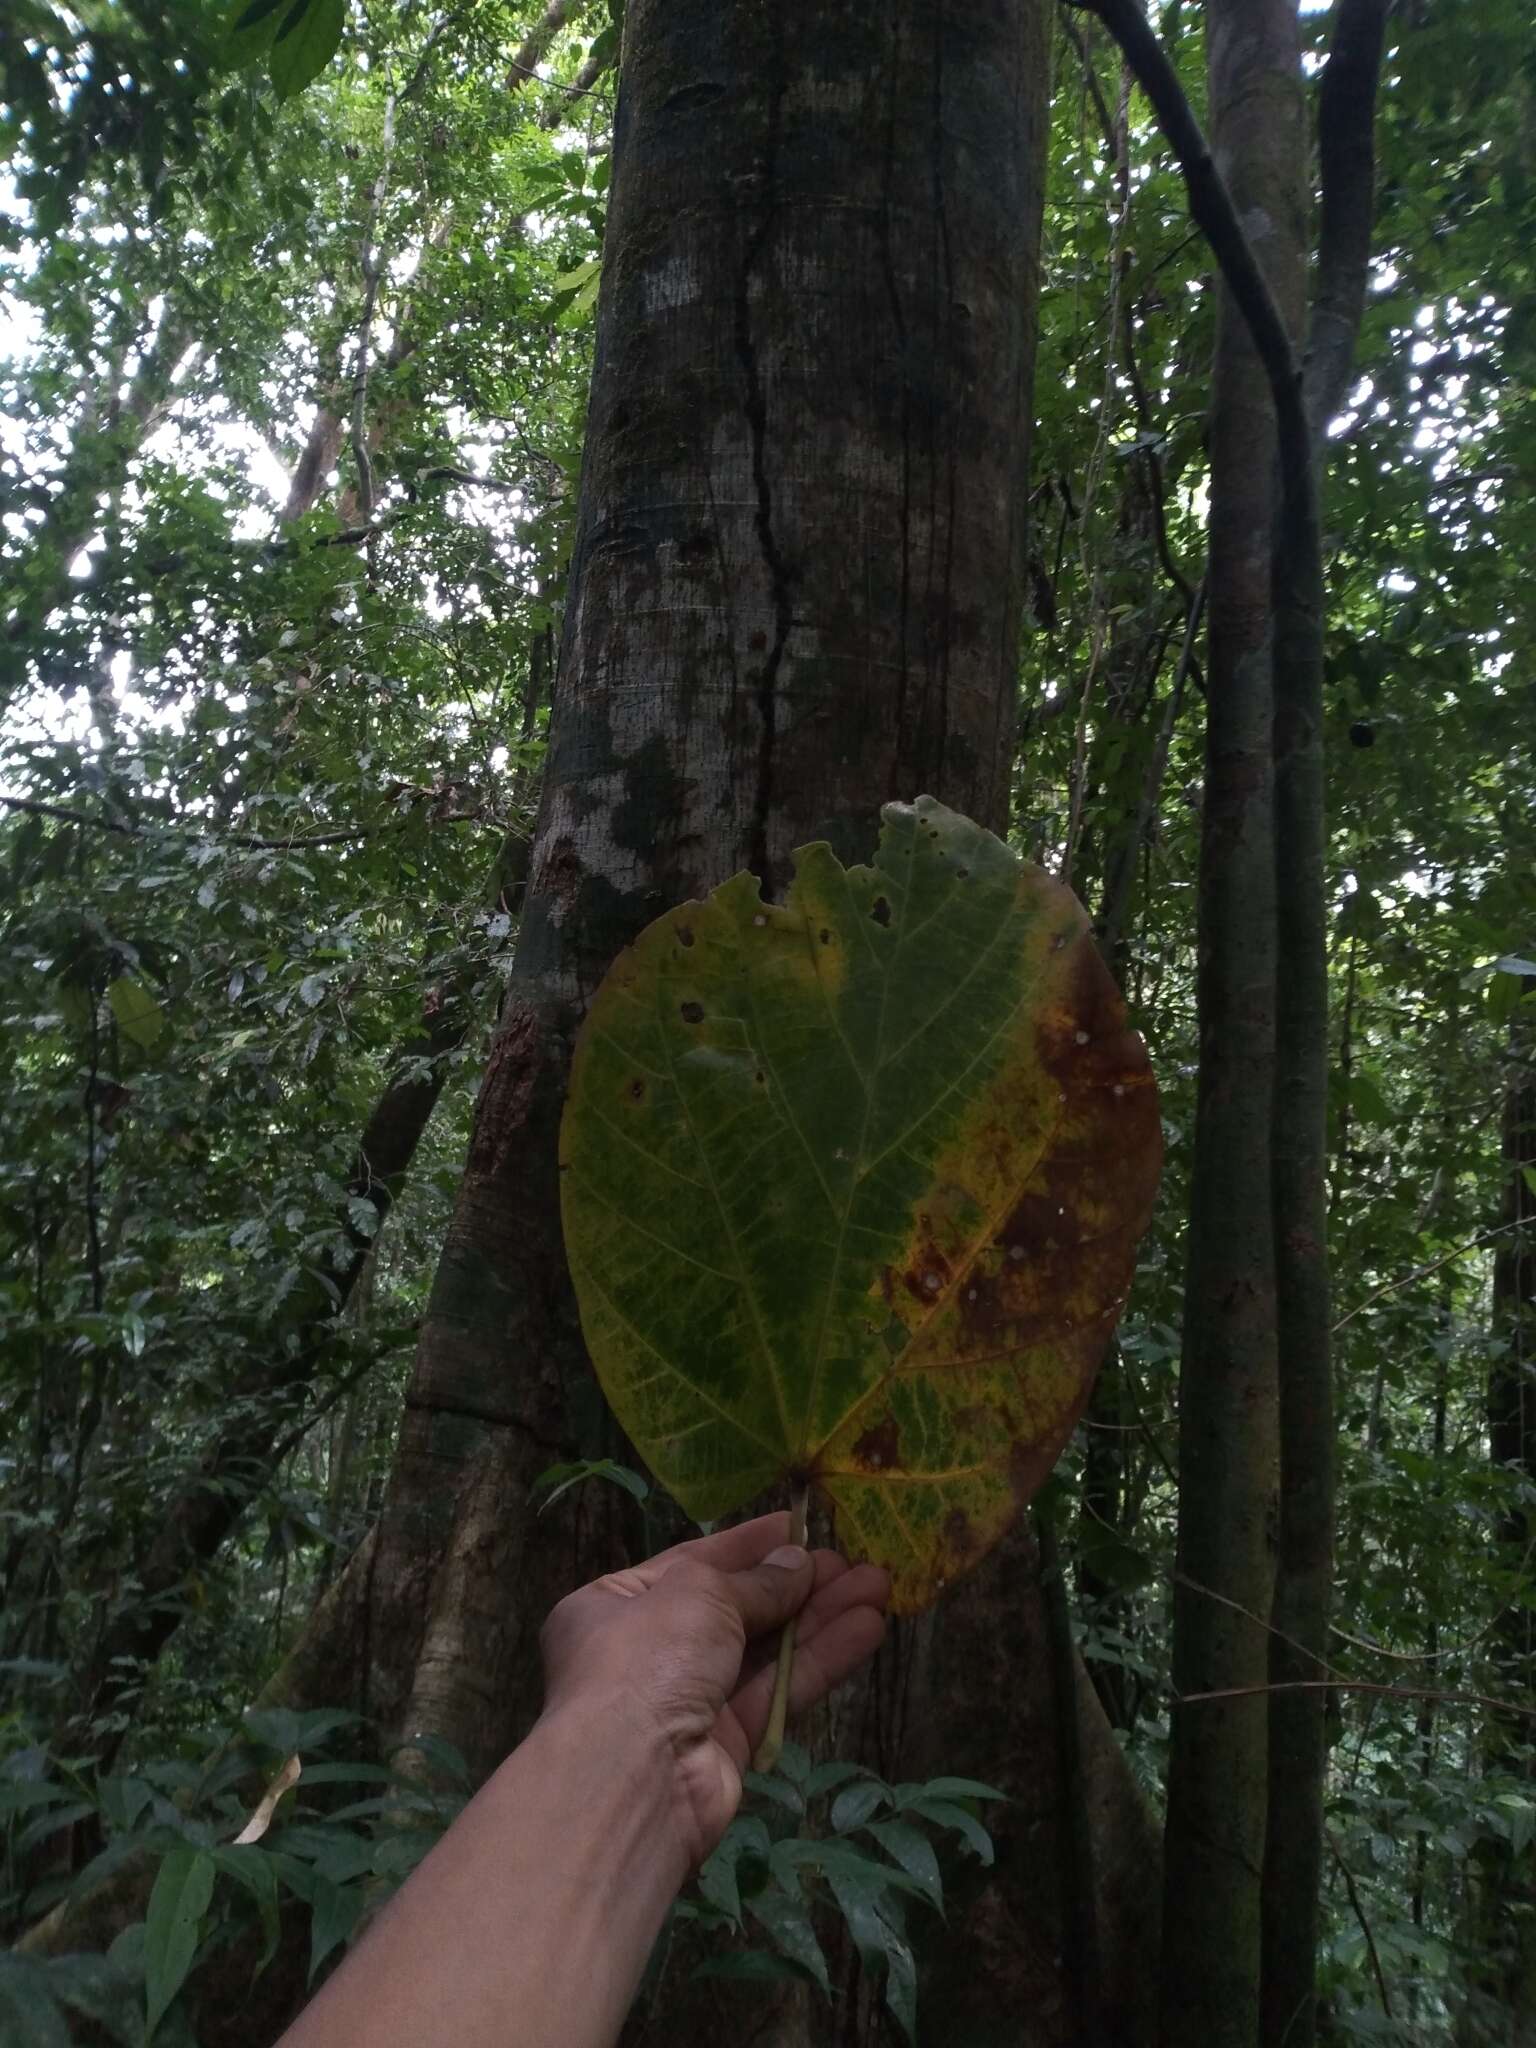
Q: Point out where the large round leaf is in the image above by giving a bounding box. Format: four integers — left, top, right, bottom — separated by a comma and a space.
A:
559, 797, 1161, 1610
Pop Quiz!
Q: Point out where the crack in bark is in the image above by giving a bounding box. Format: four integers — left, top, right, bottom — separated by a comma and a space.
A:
734, 18, 791, 890
880, 16, 913, 770
930, 10, 955, 796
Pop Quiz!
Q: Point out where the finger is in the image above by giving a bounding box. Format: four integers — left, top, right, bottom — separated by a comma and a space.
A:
636, 1512, 796, 1581
711, 1541, 817, 1642
739, 1557, 883, 1682
799, 1562, 891, 1644
730, 1603, 889, 1755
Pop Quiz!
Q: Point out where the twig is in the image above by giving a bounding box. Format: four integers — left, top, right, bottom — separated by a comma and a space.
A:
1327, 1830, 1394, 2017
2, 791, 396, 850
1332, 1223, 1522, 1331
1098, 572, 1205, 955
1177, 1678, 1536, 1723
351, 89, 398, 563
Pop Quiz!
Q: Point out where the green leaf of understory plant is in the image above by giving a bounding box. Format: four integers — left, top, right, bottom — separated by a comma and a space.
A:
144, 1845, 216, 2037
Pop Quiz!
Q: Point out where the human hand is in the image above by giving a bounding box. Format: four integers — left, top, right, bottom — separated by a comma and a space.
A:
539, 1513, 890, 1866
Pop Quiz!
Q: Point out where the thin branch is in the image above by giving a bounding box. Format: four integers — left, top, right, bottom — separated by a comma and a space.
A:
1070, 0, 1313, 518
1330, 1535, 1536, 1664
351, 89, 399, 550
1058, 6, 1118, 154
1178, 1678, 1536, 1723
1332, 1222, 1523, 1332
0, 791, 477, 851
1327, 1831, 1395, 2018
1098, 572, 1205, 956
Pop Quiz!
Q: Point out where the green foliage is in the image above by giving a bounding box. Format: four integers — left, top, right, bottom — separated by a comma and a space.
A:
225, 0, 348, 104
0, 1712, 470, 2038
669, 1744, 1004, 2044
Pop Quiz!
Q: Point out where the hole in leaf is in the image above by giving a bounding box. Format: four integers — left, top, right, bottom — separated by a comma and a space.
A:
680, 1001, 705, 1023
628, 1079, 645, 1101
819, 928, 831, 945
871, 897, 891, 927
676, 924, 694, 948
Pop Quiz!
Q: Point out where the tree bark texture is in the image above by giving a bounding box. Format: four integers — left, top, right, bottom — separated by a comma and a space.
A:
279, 3, 1159, 2041
360, 0, 1049, 1775
1159, 5, 1305, 2043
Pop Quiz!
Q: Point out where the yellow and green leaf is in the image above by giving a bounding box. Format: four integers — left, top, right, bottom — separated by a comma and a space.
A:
560, 797, 1161, 1610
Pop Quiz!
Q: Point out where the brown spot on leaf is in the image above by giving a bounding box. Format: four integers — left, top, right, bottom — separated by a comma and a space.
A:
851, 1414, 901, 1470
676, 923, 694, 948
902, 1244, 952, 1302
680, 1001, 704, 1024
627, 1078, 645, 1102
871, 896, 891, 927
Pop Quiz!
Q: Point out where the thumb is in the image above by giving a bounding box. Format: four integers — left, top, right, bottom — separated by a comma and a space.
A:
724, 1544, 815, 1641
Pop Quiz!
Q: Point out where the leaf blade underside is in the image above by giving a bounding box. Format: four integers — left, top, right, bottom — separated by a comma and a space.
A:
560, 797, 1161, 1610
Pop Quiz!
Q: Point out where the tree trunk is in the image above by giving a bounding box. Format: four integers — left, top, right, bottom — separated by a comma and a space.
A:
272, 1, 1160, 2040
1159, 4, 1304, 2041
1264, 11, 1386, 2038
353, 0, 1050, 1763
1470, 981, 1536, 2037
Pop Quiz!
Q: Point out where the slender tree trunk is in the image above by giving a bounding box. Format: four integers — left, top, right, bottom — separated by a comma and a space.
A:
1265, 12, 1387, 2039
1159, 6, 1304, 2040
1470, 981, 1536, 2036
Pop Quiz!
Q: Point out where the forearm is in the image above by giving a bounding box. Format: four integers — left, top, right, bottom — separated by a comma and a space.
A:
280, 1700, 691, 2048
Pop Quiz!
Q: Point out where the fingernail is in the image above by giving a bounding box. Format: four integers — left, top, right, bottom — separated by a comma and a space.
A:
764, 1544, 810, 1570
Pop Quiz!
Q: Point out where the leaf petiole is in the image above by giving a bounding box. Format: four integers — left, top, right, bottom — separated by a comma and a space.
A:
753, 1483, 810, 1773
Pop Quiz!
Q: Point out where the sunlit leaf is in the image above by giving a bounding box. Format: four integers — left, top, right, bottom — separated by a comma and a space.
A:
269, 0, 344, 101
561, 797, 1161, 1608
108, 975, 167, 1050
